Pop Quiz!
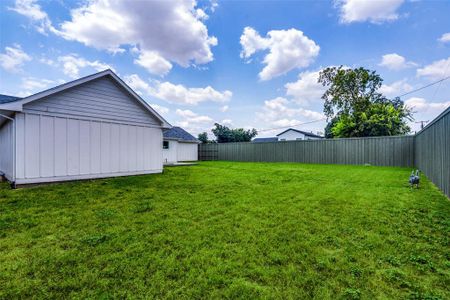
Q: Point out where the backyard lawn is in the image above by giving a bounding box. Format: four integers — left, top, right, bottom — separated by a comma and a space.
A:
0, 162, 449, 299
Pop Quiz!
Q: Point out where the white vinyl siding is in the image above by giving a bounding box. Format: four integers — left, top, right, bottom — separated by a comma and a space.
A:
177, 142, 198, 161
40, 116, 55, 177
0, 120, 14, 180
14, 112, 162, 184
54, 117, 67, 176
277, 130, 322, 141
277, 130, 306, 141
24, 114, 40, 178
163, 140, 198, 163
162, 140, 178, 163
23, 77, 161, 127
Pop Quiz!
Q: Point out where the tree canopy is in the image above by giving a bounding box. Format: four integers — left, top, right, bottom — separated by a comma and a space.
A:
197, 132, 210, 144
318, 66, 412, 138
211, 123, 257, 143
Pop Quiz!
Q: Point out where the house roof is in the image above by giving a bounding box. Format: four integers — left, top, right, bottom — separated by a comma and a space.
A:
163, 126, 199, 143
0, 69, 171, 128
252, 137, 279, 143
276, 128, 323, 138
0, 94, 21, 104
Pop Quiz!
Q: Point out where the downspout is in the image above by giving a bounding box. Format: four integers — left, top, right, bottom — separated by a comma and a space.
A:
0, 113, 15, 188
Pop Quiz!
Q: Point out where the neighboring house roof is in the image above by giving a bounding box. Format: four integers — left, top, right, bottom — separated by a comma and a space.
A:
0, 94, 21, 104
252, 137, 279, 143
0, 69, 171, 128
276, 128, 324, 138
163, 126, 200, 143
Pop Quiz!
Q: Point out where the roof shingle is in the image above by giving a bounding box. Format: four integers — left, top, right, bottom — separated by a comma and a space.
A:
0, 94, 21, 104
163, 126, 199, 143
276, 128, 323, 138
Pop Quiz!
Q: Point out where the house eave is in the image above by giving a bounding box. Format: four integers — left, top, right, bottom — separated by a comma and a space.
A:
0, 103, 23, 112
10, 69, 172, 129
163, 137, 200, 144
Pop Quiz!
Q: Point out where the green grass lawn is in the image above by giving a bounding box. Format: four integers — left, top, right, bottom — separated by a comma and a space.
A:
0, 162, 449, 299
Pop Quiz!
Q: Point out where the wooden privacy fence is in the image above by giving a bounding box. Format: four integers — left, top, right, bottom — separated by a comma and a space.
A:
198, 143, 219, 161
198, 107, 450, 198
415, 107, 450, 198
199, 135, 415, 167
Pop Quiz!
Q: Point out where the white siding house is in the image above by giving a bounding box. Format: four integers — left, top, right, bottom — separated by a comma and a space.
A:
163, 127, 199, 163
252, 128, 323, 143
0, 70, 171, 186
277, 128, 323, 141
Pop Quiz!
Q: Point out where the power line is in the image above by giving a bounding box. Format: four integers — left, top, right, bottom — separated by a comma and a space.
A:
257, 74, 450, 134
258, 118, 326, 133
415, 120, 429, 130
431, 59, 450, 101
397, 75, 450, 98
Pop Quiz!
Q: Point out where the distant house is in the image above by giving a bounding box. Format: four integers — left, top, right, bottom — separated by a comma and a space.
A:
252, 128, 324, 143
163, 127, 200, 163
276, 128, 324, 141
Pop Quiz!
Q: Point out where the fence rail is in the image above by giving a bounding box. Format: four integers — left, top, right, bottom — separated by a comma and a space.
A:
198, 107, 450, 198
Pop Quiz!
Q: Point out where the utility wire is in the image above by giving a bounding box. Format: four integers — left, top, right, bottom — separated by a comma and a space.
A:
431, 59, 450, 101
257, 74, 450, 134
397, 75, 450, 98
257, 118, 327, 133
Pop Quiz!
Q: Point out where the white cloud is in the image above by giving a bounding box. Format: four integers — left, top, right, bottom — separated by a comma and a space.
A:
124, 74, 153, 95
39, 57, 54, 66
417, 57, 450, 80
57, 54, 112, 78
240, 27, 271, 59
134, 50, 172, 76
9, 0, 56, 34
257, 97, 324, 125
285, 70, 326, 106
338, 0, 404, 24
220, 105, 229, 112
379, 79, 413, 97
150, 103, 169, 115
379, 53, 416, 70
209, 0, 219, 13
270, 119, 304, 128
405, 97, 450, 132
405, 97, 450, 113
21, 78, 52, 91
438, 33, 450, 43
124, 74, 232, 106
0, 44, 31, 72
255, 97, 325, 137
240, 27, 320, 80
115, 75, 168, 115
195, 8, 208, 20
221, 119, 233, 125
175, 109, 214, 135
18, 77, 56, 96
56, 0, 216, 72
152, 82, 232, 105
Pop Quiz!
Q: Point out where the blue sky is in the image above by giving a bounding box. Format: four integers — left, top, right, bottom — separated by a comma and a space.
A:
1, 0, 449, 137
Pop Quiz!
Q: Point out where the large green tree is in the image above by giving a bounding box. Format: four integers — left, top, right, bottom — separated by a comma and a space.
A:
197, 132, 210, 144
211, 123, 257, 143
318, 66, 412, 138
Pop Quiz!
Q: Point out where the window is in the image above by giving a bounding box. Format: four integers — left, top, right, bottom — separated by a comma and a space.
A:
296, 138, 303, 141
163, 141, 169, 149
280, 139, 286, 141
